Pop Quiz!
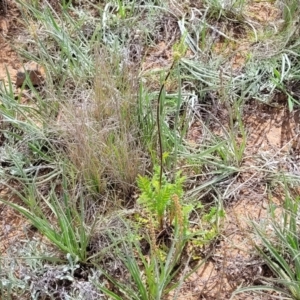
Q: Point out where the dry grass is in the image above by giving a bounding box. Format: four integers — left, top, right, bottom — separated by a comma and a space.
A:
56, 47, 144, 197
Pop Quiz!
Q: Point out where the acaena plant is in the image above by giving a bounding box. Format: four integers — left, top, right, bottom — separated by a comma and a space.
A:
137, 165, 186, 231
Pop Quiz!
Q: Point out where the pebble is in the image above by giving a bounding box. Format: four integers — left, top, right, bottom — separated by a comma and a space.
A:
16, 61, 45, 88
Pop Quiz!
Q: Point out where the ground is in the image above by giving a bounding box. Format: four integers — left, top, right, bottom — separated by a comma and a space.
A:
0, 0, 300, 299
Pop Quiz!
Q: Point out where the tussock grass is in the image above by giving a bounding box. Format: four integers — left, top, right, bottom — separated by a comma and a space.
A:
58, 47, 144, 196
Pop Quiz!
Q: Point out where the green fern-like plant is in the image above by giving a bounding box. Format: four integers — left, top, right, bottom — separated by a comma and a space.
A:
137, 166, 185, 230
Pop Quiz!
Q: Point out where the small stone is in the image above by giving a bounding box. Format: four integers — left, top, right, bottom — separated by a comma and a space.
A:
16, 62, 45, 88
0, 18, 8, 37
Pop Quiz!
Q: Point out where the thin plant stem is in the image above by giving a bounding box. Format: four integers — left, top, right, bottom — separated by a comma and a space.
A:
156, 61, 175, 188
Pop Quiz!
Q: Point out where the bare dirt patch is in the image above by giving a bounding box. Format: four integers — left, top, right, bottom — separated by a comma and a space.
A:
0, 193, 31, 254
245, 2, 281, 24
0, 1, 21, 85
244, 102, 299, 150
